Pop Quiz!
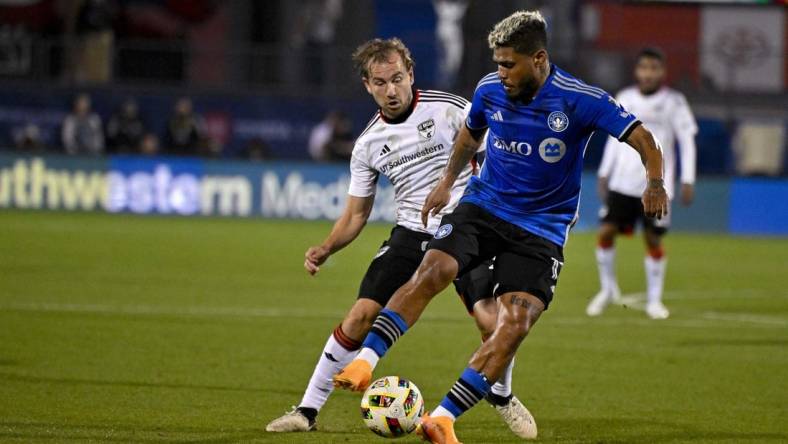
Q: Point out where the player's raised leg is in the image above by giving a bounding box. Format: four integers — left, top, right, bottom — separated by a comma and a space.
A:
333, 249, 459, 391
266, 299, 377, 432
643, 225, 669, 319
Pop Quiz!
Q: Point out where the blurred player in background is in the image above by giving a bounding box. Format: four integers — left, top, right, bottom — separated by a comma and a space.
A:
266, 37, 535, 438
334, 11, 668, 443
587, 48, 697, 320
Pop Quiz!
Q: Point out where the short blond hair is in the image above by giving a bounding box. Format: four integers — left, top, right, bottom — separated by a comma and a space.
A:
352, 38, 415, 79
487, 10, 547, 55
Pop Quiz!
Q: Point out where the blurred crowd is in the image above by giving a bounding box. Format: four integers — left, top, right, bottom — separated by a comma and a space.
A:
10, 92, 357, 163
12, 93, 231, 158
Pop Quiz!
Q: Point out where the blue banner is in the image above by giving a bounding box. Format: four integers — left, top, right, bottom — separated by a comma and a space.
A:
0, 153, 396, 222
729, 178, 788, 235
2, 153, 786, 236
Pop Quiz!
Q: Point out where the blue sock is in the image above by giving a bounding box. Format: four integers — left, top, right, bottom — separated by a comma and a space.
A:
361, 308, 408, 358
439, 367, 492, 418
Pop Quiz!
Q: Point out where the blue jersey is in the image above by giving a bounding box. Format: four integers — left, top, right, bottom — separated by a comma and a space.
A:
463, 65, 640, 247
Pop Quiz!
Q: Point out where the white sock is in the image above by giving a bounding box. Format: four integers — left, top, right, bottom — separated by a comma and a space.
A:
299, 333, 359, 410
357, 347, 380, 369
490, 358, 514, 398
645, 255, 667, 305
596, 246, 617, 293
431, 405, 456, 421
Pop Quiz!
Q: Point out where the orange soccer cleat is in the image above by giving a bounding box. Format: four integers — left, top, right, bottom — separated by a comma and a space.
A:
416, 413, 463, 444
332, 359, 373, 392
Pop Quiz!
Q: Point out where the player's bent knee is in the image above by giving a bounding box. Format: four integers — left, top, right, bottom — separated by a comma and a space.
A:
501, 317, 533, 342
412, 250, 458, 293
499, 292, 544, 340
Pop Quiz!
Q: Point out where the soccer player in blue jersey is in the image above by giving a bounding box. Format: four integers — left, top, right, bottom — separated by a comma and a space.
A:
334, 11, 668, 443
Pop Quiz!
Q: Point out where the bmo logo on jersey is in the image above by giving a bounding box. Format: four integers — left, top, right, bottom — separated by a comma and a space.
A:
539, 138, 567, 163
491, 135, 532, 156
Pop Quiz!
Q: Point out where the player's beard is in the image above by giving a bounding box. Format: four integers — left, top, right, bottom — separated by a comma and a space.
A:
511, 76, 541, 101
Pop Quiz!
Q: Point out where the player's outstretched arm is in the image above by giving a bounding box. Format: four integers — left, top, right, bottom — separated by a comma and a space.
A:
421, 125, 482, 226
623, 125, 669, 219
304, 195, 375, 275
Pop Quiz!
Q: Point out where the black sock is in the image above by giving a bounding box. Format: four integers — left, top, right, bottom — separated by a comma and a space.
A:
486, 392, 513, 407
296, 406, 317, 424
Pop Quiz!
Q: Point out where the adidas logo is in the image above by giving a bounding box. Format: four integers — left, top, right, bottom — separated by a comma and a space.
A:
490, 110, 504, 122
379, 144, 392, 156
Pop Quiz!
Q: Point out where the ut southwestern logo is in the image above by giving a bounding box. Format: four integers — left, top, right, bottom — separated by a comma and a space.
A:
539, 138, 567, 163
435, 224, 453, 239
548, 111, 569, 132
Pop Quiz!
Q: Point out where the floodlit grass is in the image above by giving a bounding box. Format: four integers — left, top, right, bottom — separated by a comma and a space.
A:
1, 211, 786, 443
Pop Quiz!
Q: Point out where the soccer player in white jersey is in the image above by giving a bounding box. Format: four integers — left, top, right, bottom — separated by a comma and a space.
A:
266, 38, 536, 439
587, 48, 697, 320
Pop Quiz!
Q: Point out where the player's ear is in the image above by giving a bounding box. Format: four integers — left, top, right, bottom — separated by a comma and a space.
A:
408, 68, 415, 85
362, 77, 373, 94
533, 49, 548, 68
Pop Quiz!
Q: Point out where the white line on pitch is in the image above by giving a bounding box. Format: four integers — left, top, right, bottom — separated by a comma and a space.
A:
607, 292, 787, 327
701, 312, 788, 327
0, 301, 785, 329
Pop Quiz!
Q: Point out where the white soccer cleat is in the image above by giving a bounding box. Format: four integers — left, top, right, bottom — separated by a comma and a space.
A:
586, 290, 610, 316
493, 395, 538, 439
646, 302, 670, 320
609, 286, 622, 305
586, 286, 621, 317
265, 407, 316, 432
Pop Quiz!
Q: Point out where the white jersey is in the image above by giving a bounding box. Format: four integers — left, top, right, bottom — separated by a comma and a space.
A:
348, 89, 477, 234
598, 86, 697, 199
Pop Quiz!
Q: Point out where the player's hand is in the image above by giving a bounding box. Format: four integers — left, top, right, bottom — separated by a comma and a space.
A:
680, 183, 694, 206
421, 181, 451, 228
642, 178, 669, 219
597, 176, 609, 201
304, 245, 330, 275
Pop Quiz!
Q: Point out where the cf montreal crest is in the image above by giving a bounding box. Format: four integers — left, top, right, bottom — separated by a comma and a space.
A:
435, 224, 453, 239
547, 111, 569, 132
418, 119, 435, 139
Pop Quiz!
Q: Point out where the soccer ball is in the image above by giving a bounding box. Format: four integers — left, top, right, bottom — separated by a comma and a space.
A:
360, 376, 424, 438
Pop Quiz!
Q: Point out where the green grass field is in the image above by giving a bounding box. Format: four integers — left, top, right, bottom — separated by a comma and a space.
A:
1, 210, 786, 443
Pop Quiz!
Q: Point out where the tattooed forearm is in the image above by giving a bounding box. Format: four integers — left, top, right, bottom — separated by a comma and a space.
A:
442, 127, 480, 184
446, 140, 477, 178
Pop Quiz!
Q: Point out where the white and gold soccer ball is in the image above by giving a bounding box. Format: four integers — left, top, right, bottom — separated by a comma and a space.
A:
360, 376, 424, 438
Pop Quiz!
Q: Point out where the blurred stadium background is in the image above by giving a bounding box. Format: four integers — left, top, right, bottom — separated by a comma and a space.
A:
0, 1, 786, 443
0, 0, 786, 232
